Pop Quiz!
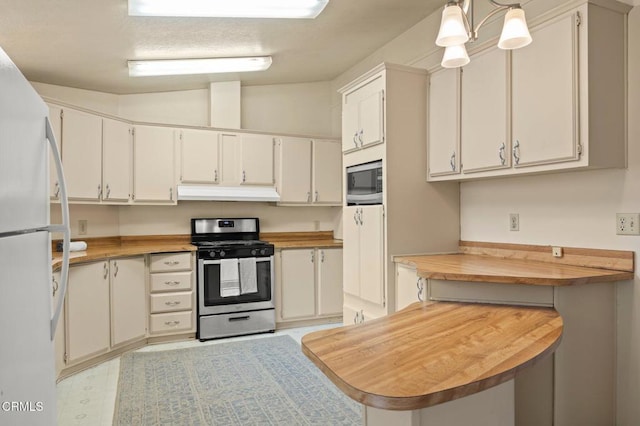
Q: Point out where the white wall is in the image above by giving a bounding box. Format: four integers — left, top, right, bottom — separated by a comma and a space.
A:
31, 82, 119, 115
332, 1, 639, 424
118, 89, 210, 127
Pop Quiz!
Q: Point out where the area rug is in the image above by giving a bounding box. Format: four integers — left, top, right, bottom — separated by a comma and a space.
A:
113, 335, 361, 425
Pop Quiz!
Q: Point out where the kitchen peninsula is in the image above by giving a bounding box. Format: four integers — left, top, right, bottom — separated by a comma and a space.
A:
304, 241, 634, 426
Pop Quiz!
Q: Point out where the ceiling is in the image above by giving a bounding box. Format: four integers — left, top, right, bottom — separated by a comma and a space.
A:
0, 0, 445, 94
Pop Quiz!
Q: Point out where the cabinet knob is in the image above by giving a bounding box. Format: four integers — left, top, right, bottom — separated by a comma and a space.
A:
498, 143, 506, 166
105, 184, 111, 199
98, 184, 102, 199
113, 261, 119, 277
307, 191, 311, 202
54, 182, 60, 198
314, 191, 319, 202
169, 187, 173, 201
416, 278, 424, 302
165, 301, 181, 307
353, 132, 359, 148
450, 151, 456, 171
103, 262, 108, 279
242, 170, 246, 183
214, 169, 218, 182
358, 129, 364, 147
311, 250, 315, 263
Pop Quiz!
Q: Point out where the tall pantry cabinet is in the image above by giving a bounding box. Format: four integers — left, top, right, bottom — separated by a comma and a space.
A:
339, 63, 459, 323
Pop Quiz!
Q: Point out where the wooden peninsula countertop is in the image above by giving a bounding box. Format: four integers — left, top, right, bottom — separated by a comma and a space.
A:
302, 301, 563, 410
262, 231, 342, 249
394, 241, 634, 286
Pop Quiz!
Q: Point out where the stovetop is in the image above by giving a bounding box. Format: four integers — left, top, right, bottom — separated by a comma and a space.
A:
193, 240, 270, 248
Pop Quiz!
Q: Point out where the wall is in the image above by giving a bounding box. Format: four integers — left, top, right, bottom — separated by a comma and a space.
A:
331, 0, 639, 424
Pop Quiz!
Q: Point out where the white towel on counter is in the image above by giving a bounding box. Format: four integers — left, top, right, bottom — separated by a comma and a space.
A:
239, 257, 258, 294
220, 259, 240, 297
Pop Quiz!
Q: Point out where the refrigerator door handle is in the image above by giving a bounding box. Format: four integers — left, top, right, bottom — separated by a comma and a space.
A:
45, 117, 70, 341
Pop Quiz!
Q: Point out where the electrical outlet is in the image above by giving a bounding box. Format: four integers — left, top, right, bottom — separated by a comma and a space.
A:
616, 213, 640, 235
552, 247, 563, 258
78, 219, 88, 235
509, 213, 519, 231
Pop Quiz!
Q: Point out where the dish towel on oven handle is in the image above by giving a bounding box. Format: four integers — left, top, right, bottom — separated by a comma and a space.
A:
239, 257, 258, 294
220, 258, 240, 297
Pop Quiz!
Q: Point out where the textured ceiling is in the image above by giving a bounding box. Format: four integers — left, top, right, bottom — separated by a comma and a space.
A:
0, 0, 445, 94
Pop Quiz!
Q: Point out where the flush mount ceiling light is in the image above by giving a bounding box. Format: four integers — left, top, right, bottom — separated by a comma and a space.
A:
128, 56, 273, 77
436, 0, 532, 68
129, 0, 329, 19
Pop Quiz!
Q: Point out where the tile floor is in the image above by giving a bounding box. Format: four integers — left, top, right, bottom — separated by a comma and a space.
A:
56, 323, 340, 426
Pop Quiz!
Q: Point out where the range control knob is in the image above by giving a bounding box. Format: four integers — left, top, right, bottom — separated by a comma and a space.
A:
250, 249, 258, 256
219, 250, 226, 258
260, 248, 267, 255
209, 251, 216, 258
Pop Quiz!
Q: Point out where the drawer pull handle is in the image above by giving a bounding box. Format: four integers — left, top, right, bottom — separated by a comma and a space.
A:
164, 260, 180, 266
164, 320, 181, 327
228, 316, 250, 322
165, 301, 181, 306
164, 281, 180, 286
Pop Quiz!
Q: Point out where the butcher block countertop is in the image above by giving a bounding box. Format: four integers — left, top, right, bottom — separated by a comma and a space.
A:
51, 231, 341, 270
302, 301, 563, 411
261, 231, 342, 249
51, 235, 196, 271
394, 241, 634, 286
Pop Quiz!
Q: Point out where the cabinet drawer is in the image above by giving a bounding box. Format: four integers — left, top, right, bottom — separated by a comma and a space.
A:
150, 271, 192, 292
150, 292, 193, 313
149, 311, 193, 334
149, 252, 192, 272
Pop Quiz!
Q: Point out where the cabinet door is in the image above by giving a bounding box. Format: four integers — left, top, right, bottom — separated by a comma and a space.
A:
133, 125, 176, 203
342, 206, 361, 297
280, 249, 316, 319
317, 248, 343, 316
241, 133, 275, 185
358, 89, 384, 148
219, 132, 241, 186
277, 137, 312, 203
461, 48, 510, 174
396, 264, 421, 311
312, 140, 342, 204
67, 262, 110, 363
342, 100, 359, 152
62, 108, 103, 201
102, 118, 132, 202
511, 13, 578, 168
428, 68, 460, 177
47, 105, 62, 201
180, 128, 219, 184
359, 205, 384, 306
110, 257, 146, 347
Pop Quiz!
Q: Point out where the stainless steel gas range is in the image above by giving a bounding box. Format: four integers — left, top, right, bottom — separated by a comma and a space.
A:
191, 218, 275, 341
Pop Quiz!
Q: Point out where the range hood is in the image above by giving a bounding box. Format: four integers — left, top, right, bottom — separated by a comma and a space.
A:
177, 185, 280, 202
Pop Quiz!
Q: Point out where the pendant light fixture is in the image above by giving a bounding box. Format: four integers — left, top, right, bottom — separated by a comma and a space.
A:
436, 0, 532, 68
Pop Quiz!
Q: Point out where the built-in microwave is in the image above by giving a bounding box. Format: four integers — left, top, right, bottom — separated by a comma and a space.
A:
346, 160, 383, 206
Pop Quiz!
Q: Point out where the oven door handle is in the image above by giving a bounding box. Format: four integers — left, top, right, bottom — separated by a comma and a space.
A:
228, 315, 251, 322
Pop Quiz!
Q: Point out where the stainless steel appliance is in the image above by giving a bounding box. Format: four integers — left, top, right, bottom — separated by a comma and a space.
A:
192, 218, 275, 340
346, 160, 383, 205
0, 47, 71, 425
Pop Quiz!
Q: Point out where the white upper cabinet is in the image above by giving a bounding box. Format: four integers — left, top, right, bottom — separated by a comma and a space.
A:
428, 67, 460, 177
312, 140, 342, 204
179, 128, 219, 184
342, 76, 384, 153
240, 133, 275, 186
276, 137, 312, 203
218, 132, 275, 186
102, 118, 132, 203
276, 137, 341, 205
460, 48, 509, 174
428, 2, 629, 181
511, 12, 577, 168
132, 125, 176, 203
62, 108, 103, 201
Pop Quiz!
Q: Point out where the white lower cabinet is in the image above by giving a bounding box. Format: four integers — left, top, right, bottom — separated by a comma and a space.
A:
66, 257, 146, 365
395, 264, 427, 311
110, 257, 146, 347
277, 247, 343, 322
66, 262, 111, 364
148, 252, 195, 335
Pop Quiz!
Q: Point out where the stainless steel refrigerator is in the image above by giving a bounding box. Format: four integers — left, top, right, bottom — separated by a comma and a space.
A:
0, 46, 70, 425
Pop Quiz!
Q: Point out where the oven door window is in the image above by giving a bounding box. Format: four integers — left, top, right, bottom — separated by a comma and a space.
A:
201, 258, 272, 306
